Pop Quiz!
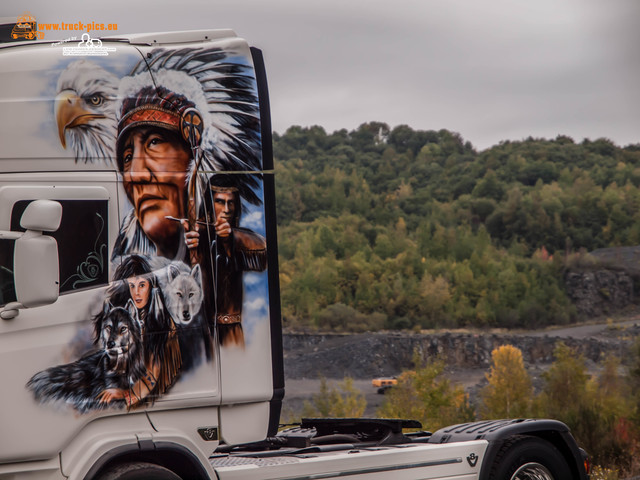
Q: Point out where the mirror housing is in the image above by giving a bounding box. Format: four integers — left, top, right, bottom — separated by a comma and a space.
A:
14, 232, 59, 308
20, 199, 62, 232
0, 200, 61, 319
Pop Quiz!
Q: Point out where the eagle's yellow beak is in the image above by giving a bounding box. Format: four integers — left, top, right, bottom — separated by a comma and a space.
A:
55, 90, 104, 148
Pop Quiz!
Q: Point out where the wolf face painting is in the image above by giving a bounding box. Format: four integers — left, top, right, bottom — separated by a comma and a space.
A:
163, 263, 210, 371
96, 300, 145, 378
164, 263, 203, 325
27, 300, 146, 413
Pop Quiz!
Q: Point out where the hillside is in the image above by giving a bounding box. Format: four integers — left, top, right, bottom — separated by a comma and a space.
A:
274, 124, 640, 332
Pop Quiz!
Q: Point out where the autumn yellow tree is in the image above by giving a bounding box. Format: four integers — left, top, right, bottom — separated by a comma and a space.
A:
480, 345, 532, 419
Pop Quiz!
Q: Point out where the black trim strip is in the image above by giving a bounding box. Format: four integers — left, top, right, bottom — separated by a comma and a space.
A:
251, 46, 274, 171
250, 45, 284, 438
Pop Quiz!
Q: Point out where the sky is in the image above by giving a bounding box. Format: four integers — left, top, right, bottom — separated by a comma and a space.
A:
5, 0, 640, 151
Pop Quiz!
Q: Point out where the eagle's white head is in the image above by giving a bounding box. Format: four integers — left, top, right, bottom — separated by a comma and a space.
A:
55, 60, 119, 164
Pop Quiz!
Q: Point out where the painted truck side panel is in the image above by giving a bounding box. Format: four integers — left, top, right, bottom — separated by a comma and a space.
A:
0, 31, 280, 468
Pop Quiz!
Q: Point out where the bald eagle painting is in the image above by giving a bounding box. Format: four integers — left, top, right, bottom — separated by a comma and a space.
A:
55, 60, 119, 164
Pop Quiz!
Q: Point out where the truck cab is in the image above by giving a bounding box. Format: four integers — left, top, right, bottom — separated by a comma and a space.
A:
0, 29, 282, 479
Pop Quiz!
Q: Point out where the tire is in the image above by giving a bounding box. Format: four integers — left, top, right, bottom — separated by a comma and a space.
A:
96, 462, 182, 480
489, 435, 573, 480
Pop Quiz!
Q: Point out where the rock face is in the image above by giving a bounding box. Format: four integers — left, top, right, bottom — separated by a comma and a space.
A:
283, 330, 633, 380
565, 269, 633, 317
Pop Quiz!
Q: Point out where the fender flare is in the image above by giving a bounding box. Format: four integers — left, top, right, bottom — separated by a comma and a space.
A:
428, 419, 588, 480
83, 441, 211, 480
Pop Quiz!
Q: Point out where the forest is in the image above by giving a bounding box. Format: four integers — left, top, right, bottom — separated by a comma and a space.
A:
274, 123, 640, 331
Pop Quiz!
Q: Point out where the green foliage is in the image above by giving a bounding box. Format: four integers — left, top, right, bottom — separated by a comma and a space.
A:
376, 351, 475, 431
301, 377, 367, 419
629, 338, 640, 399
534, 343, 634, 468
316, 303, 386, 333
275, 124, 640, 331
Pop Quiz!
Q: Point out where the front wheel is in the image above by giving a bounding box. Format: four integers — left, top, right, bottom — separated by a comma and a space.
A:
489, 435, 572, 480
96, 462, 182, 480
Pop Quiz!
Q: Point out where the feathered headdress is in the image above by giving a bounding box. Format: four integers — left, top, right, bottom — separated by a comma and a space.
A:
116, 47, 263, 206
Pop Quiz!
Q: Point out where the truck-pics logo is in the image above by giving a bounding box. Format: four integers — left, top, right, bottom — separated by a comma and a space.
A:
11, 13, 44, 40
8, 12, 119, 42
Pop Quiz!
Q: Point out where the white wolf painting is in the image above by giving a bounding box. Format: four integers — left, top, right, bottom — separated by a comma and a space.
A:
164, 263, 209, 370
165, 263, 203, 325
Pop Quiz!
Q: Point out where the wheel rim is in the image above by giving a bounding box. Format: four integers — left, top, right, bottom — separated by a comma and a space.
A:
510, 462, 554, 480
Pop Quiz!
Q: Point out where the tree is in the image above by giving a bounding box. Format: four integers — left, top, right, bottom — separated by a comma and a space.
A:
472, 170, 505, 201
480, 345, 532, 419
316, 303, 385, 332
377, 351, 474, 431
302, 377, 367, 418
535, 343, 634, 468
535, 343, 588, 419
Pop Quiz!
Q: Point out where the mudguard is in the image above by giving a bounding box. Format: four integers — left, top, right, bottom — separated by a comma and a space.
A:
429, 418, 589, 480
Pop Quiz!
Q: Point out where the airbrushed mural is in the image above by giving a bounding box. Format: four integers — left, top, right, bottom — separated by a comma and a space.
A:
26, 44, 268, 411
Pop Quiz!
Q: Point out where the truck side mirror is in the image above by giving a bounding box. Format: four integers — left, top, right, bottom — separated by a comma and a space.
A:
0, 200, 61, 319
19, 199, 62, 233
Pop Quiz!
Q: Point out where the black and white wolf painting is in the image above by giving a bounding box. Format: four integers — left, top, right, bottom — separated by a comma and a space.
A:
27, 300, 146, 413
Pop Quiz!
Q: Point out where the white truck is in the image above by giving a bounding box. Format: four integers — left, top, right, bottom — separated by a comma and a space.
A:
0, 29, 589, 480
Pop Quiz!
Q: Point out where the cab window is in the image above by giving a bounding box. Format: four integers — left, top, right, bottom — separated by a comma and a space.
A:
10, 199, 109, 294
0, 239, 16, 306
